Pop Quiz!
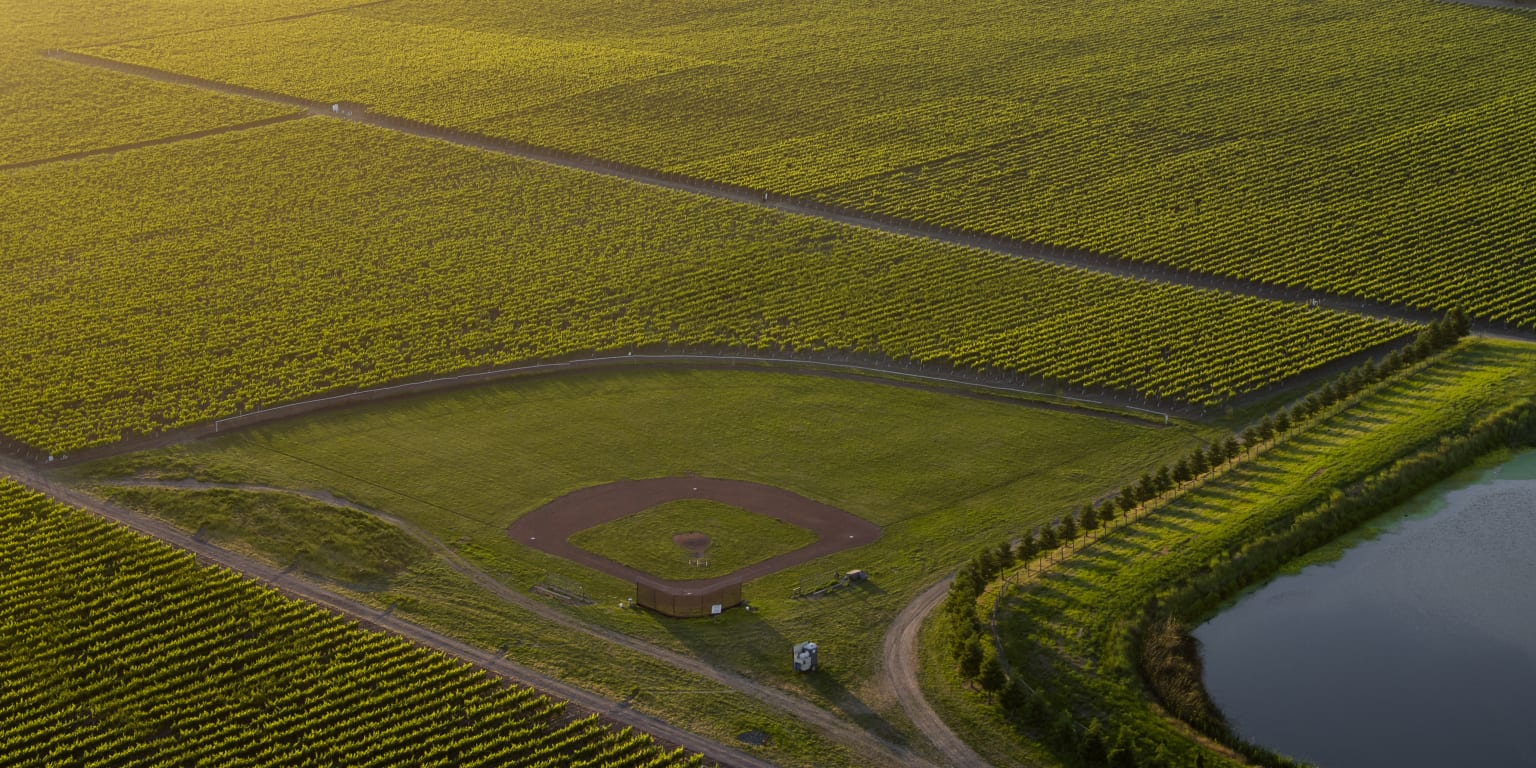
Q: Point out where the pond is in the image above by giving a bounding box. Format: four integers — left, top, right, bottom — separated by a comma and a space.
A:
1195, 450, 1536, 768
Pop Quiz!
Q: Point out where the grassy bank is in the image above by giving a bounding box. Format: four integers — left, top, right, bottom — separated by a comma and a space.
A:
925, 339, 1536, 766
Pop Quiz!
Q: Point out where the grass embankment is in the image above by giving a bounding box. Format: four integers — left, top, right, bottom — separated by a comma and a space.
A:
923, 339, 1536, 767
71, 367, 1214, 761
570, 499, 818, 581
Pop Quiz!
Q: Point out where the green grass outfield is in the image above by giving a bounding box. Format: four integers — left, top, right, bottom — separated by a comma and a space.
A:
569, 499, 818, 581
923, 339, 1536, 767
73, 366, 1216, 750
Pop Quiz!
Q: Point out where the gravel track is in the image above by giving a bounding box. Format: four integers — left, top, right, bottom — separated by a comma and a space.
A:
37, 352, 1163, 469
42, 42, 1532, 768
883, 576, 996, 768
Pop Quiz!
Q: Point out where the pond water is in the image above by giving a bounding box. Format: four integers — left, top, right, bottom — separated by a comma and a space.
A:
1195, 450, 1536, 768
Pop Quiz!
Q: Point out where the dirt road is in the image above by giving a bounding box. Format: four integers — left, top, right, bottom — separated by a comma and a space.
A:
883, 576, 996, 768
0, 464, 773, 768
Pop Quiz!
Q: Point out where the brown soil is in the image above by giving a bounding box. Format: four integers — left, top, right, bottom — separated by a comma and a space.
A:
673, 531, 711, 556
508, 476, 880, 594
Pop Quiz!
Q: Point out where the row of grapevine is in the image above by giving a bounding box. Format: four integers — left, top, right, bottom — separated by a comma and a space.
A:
818, 89, 1536, 328
0, 60, 294, 168
0, 118, 1408, 453
88, 14, 703, 128
0, 0, 317, 168
80, 0, 1536, 325
0, 479, 702, 767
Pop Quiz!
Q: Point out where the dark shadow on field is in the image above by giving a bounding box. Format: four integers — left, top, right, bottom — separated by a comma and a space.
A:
1079, 542, 1135, 567
1110, 524, 1165, 548
652, 602, 917, 752
1233, 462, 1289, 480
1066, 555, 1126, 581
1347, 411, 1394, 430
1186, 485, 1247, 505
1134, 514, 1198, 537
850, 578, 886, 596
1024, 577, 1082, 605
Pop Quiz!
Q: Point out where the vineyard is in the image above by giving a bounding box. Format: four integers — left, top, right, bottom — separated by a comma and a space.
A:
7, 1, 1533, 765
0, 118, 1407, 454
0, 63, 294, 168
0, 479, 700, 766
0, 0, 315, 167
82, 0, 1536, 326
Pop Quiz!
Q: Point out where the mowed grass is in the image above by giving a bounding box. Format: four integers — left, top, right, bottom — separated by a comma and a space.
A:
76, 367, 1213, 736
569, 499, 817, 581
932, 340, 1536, 766
79, 486, 870, 768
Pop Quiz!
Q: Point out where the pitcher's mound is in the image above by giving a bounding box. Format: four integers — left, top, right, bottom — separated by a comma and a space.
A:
673, 532, 711, 555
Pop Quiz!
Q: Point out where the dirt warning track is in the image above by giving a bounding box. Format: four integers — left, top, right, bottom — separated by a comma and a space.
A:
508, 476, 880, 593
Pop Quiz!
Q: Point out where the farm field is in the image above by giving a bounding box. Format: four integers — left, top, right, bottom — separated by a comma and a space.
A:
76, 0, 1536, 326
0, 117, 1405, 455
70, 367, 1218, 751
0, 479, 702, 768
926, 340, 1536, 767
7, 0, 1536, 764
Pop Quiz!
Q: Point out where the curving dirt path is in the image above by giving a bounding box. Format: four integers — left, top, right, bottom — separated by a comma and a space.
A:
883, 576, 996, 768
509, 476, 880, 594
71, 476, 945, 768
42, 50, 1535, 344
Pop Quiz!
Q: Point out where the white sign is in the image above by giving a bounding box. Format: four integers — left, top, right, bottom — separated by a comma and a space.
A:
710, 604, 722, 615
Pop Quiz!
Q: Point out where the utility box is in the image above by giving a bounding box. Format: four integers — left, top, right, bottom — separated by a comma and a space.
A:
793, 642, 818, 672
